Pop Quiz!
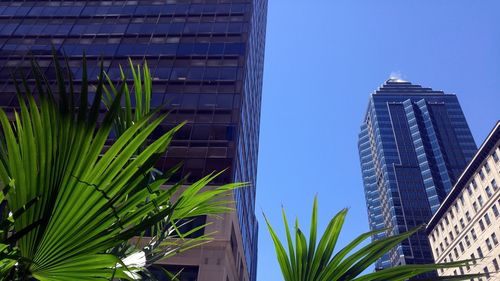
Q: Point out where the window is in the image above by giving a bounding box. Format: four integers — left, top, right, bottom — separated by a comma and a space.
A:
454, 248, 459, 258
486, 238, 493, 251
492, 179, 498, 191
479, 219, 485, 231
467, 185, 473, 196
148, 216, 207, 239
449, 231, 454, 240
473, 202, 478, 212
478, 195, 484, 207
465, 211, 471, 222
484, 213, 491, 225
0, 23, 19, 36
472, 178, 478, 189
450, 209, 455, 219
431, 233, 436, 242
493, 150, 499, 163
440, 242, 444, 251
485, 162, 491, 173
471, 228, 477, 240
477, 247, 484, 258
492, 233, 498, 245
493, 205, 500, 217
479, 169, 485, 180
465, 235, 471, 246
445, 216, 450, 225
148, 265, 199, 281
459, 241, 464, 252
459, 194, 464, 206
484, 266, 490, 278
494, 259, 499, 271
486, 186, 493, 197
459, 218, 465, 228
454, 225, 459, 235
445, 237, 449, 246
230, 225, 238, 260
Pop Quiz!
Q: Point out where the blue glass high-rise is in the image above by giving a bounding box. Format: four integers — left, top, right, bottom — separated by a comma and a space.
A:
358, 79, 476, 273
0, 1, 267, 281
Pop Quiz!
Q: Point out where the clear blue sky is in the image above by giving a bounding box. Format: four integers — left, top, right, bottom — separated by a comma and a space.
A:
256, 1, 500, 280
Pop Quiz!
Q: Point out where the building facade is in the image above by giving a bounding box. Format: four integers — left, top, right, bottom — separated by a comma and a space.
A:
0, 1, 267, 281
427, 122, 500, 280
358, 79, 477, 273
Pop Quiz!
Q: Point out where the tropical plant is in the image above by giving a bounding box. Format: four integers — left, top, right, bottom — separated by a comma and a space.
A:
265, 196, 482, 281
0, 55, 241, 280
102, 59, 154, 140
102, 59, 174, 272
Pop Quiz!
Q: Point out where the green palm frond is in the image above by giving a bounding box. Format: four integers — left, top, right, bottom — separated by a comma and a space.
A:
265, 196, 483, 281
102, 58, 153, 139
0, 55, 241, 280
99, 57, 244, 279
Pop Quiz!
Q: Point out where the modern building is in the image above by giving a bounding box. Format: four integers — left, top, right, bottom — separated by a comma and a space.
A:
427, 121, 500, 280
0, 1, 267, 281
358, 78, 477, 274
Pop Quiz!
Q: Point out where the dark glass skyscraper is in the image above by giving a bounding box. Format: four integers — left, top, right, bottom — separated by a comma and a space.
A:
0, 1, 267, 281
358, 79, 476, 273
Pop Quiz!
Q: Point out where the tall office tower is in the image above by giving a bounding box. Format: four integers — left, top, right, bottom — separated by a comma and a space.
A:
358, 78, 477, 274
0, 1, 267, 281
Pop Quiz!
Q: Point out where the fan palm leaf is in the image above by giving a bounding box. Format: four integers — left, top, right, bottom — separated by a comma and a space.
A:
0, 55, 241, 280
265, 196, 483, 281
100, 58, 240, 277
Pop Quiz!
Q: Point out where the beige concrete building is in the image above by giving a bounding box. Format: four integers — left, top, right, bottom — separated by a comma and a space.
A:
132, 194, 251, 281
427, 121, 500, 280
156, 200, 251, 281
